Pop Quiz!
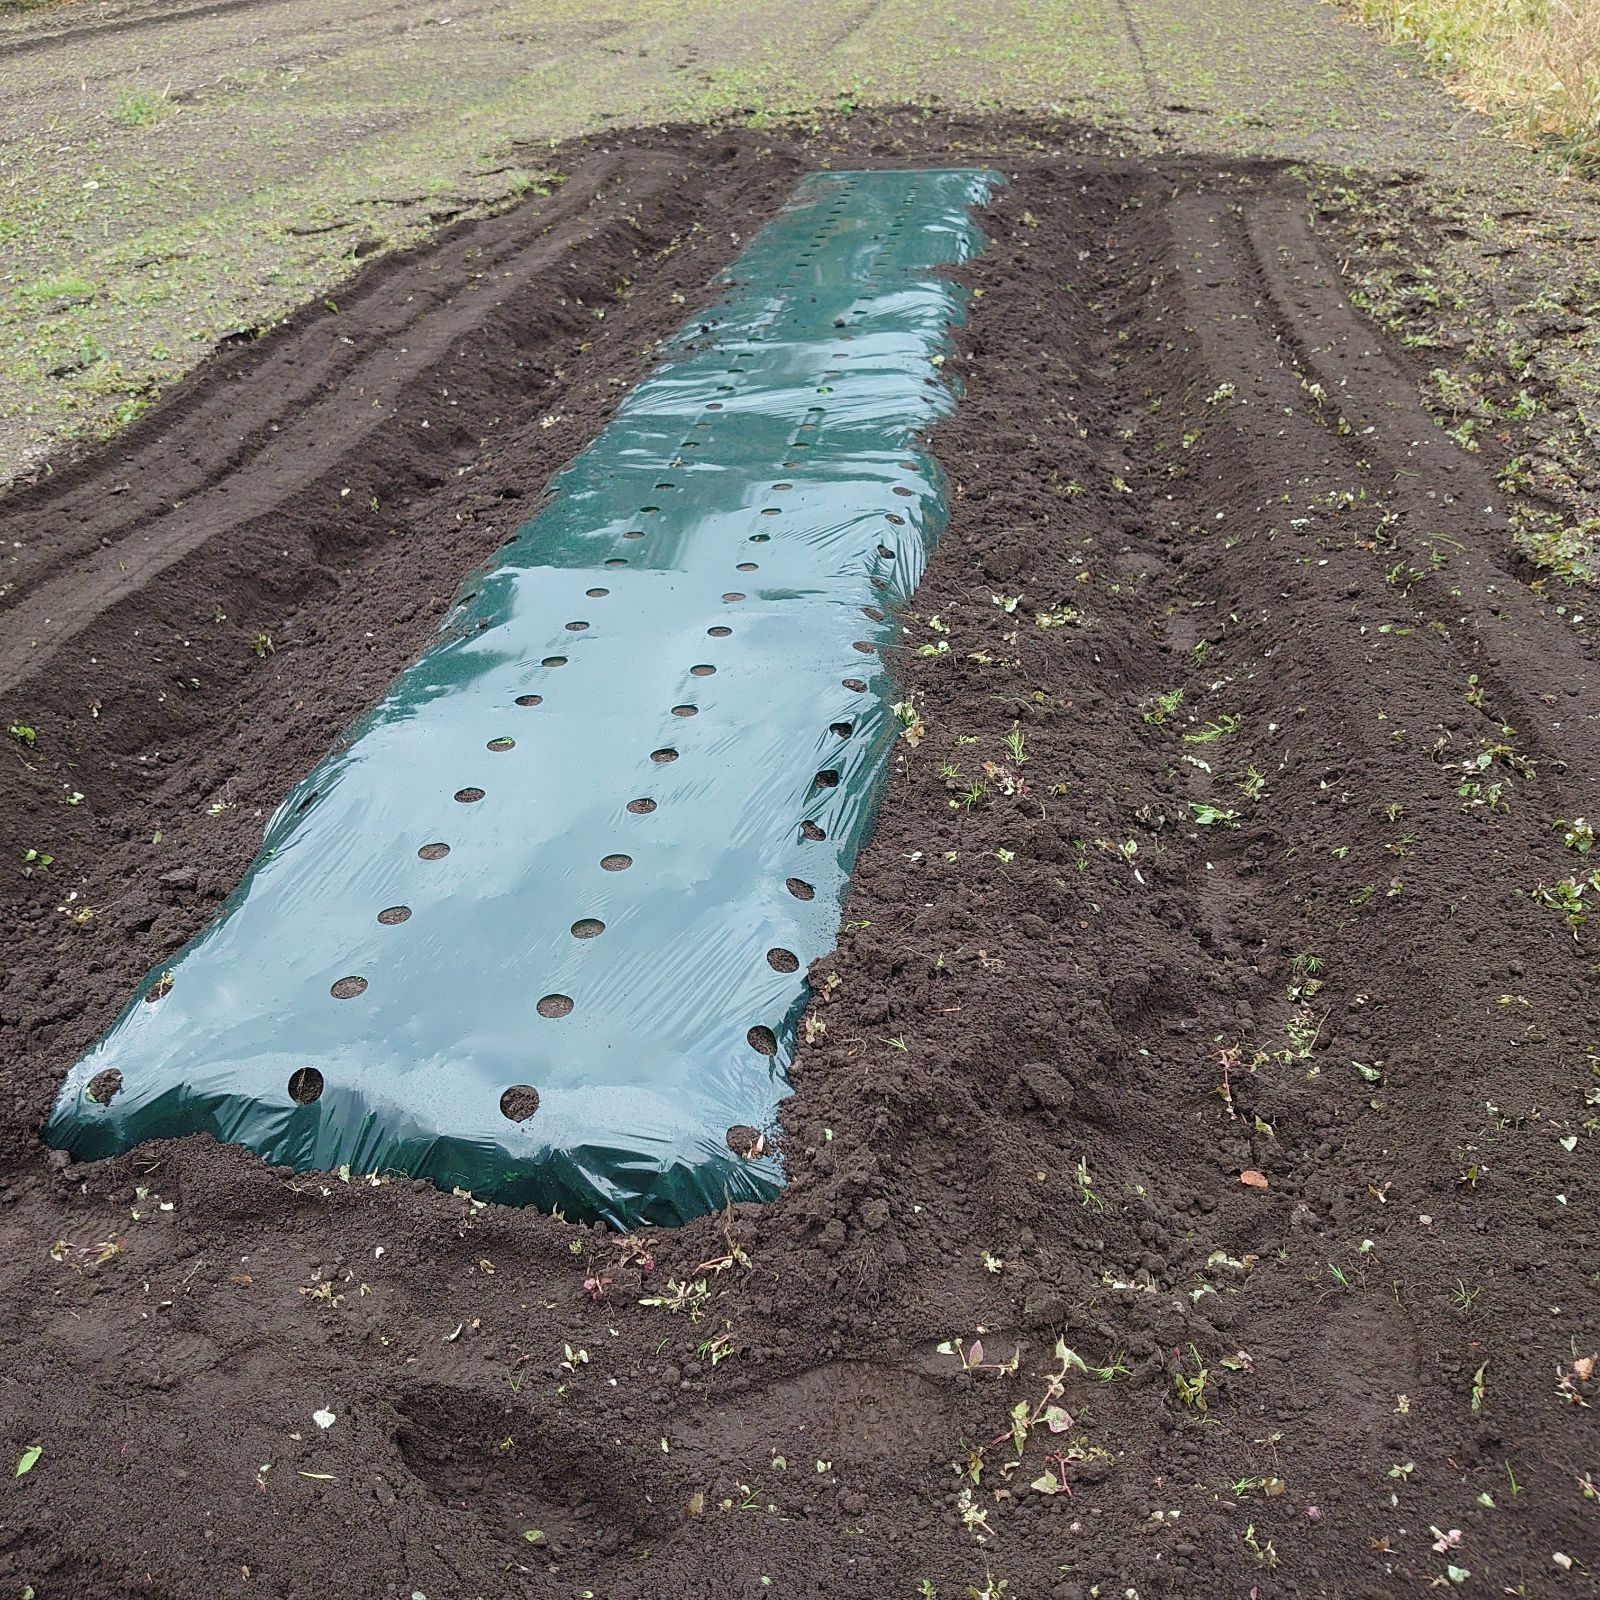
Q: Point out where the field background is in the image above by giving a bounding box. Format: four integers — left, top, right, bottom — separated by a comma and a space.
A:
0, 0, 1588, 482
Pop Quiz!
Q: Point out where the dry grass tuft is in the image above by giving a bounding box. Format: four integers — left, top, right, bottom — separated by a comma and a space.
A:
1341, 0, 1600, 169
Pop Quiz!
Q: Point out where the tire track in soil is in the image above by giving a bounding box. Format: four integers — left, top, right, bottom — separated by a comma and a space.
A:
0, 0, 513, 102
811, 0, 887, 55
0, 148, 689, 688
1143, 183, 1581, 1098
0, 118, 1595, 1598
1122, 165, 1594, 1585
1164, 181, 1597, 1115
0, 0, 302, 59
1231, 192, 1593, 787
1110, 0, 1160, 115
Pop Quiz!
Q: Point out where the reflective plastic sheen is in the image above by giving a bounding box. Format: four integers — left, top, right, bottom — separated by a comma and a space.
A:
46, 167, 1001, 1226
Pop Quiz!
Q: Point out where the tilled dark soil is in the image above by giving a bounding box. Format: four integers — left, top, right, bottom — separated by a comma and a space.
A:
1, 114, 1597, 1599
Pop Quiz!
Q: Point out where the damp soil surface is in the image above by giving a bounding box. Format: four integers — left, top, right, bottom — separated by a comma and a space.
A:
2, 114, 1598, 1599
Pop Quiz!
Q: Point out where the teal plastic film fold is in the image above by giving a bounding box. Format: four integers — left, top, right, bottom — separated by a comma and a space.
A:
46, 167, 1001, 1227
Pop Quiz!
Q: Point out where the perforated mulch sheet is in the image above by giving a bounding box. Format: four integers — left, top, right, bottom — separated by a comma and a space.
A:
46, 167, 999, 1225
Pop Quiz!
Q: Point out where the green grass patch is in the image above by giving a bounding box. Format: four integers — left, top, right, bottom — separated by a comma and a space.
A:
113, 88, 168, 129
1339, 0, 1599, 169
14, 273, 97, 307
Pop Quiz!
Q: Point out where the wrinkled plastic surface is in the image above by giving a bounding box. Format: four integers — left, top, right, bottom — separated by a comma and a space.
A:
47, 167, 1000, 1226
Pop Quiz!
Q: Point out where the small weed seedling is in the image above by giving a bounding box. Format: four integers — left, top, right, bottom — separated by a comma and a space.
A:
1141, 688, 1184, 725
1095, 836, 1141, 882
1288, 952, 1323, 993
1535, 870, 1600, 936
1213, 1042, 1263, 1116
1183, 713, 1240, 744
696, 1211, 754, 1277
1557, 818, 1594, 854
936, 1336, 1021, 1377
1072, 1155, 1104, 1210
638, 1278, 710, 1320
1243, 1523, 1278, 1568
981, 760, 1025, 798
697, 1325, 734, 1367
113, 87, 167, 127
615, 1233, 655, 1274
1174, 1344, 1210, 1413
996, 1338, 1090, 1465
1035, 602, 1080, 628
891, 698, 925, 746
50, 1235, 123, 1269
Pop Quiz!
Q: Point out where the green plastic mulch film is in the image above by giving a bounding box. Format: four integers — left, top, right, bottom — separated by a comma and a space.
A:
47, 166, 1001, 1226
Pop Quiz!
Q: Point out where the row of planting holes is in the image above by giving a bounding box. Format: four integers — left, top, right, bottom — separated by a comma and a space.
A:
171, 186, 921, 1148
104, 191, 947, 1139
722, 185, 933, 1152
361, 191, 920, 1135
